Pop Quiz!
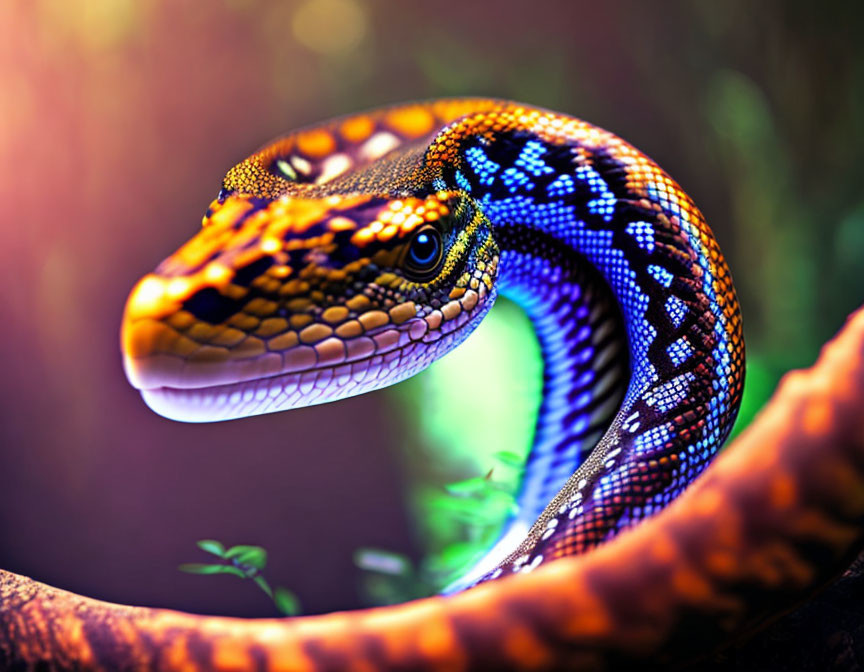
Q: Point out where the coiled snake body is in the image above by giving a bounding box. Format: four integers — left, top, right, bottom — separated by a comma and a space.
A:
4, 100, 864, 671
123, 98, 743, 586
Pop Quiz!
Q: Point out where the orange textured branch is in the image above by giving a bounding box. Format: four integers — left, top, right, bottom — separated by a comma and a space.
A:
2, 307, 864, 671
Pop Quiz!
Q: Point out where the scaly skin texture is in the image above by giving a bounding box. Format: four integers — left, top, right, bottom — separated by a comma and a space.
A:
0, 99, 770, 668
2, 308, 864, 669
119, 99, 744, 584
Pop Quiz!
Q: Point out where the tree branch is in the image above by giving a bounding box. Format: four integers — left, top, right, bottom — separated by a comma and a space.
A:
3, 307, 864, 671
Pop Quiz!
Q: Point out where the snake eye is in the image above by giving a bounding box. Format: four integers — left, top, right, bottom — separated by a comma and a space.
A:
404, 226, 443, 278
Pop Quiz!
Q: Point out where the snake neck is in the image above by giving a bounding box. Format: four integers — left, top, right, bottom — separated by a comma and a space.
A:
430, 114, 743, 585
439, 229, 630, 592
495, 227, 628, 524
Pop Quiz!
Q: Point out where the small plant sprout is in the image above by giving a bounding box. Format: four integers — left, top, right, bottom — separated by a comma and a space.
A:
494, 450, 525, 471
179, 540, 301, 616
354, 456, 529, 606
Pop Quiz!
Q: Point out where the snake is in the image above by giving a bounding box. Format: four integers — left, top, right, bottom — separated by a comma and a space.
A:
2, 99, 863, 670
122, 98, 744, 589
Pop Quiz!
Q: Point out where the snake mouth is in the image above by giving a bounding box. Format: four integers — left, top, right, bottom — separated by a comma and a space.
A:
124, 294, 491, 422
137, 339, 435, 423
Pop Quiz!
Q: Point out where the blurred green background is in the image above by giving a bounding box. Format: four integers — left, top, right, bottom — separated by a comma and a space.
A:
1, 0, 862, 615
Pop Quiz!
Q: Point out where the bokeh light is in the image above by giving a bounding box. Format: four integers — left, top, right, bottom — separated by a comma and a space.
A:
292, 0, 369, 56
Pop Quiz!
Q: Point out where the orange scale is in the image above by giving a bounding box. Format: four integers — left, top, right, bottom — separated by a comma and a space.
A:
351, 229, 376, 247
385, 106, 435, 138
379, 225, 398, 241
339, 115, 375, 143
295, 129, 336, 158
327, 216, 357, 232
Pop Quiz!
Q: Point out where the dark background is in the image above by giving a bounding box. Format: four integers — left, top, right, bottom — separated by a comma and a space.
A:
1, 0, 862, 617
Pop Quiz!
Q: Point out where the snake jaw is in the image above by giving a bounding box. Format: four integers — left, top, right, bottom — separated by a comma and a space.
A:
133, 288, 497, 422
124, 276, 497, 422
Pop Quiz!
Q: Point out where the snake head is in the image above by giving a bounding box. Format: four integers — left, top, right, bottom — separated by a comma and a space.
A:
121, 189, 499, 422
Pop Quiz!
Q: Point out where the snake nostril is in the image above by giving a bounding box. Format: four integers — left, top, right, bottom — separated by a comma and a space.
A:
182, 287, 242, 325
232, 256, 274, 287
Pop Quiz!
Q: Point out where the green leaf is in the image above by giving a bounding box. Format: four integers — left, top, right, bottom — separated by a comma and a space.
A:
483, 489, 518, 517
494, 451, 524, 469
430, 494, 503, 527
178, 563, 246, 578
444, 477, 489, 497
196, 539, 226, 557
353, 548, 412, 576
427, 494, 477, 513
448, 508, 497, 527
440, 542, 481, 567
224, 545, 268, 570
423, 542, 481, 576
273, 587, 301, 616
253, 575, 273, 598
